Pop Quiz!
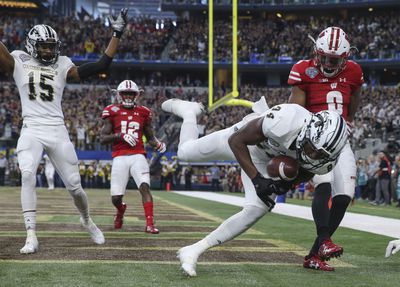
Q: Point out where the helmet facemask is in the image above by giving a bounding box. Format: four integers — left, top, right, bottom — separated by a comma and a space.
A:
315, 50, 346, 78
119, 91, 139, 108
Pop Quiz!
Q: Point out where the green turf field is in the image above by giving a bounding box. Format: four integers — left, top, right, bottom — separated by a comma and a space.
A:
0, 187, 399, 287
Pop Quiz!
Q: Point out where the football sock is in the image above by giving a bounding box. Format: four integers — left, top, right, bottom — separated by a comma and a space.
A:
310, 183, 332, 255
116, 202, 126, 213
21, 171, 37, 231
23, 211, 36, 231
199, 206, 266, 253
329, 195, 351, 236
69, 188, 90, 223
143, 201, 154, 226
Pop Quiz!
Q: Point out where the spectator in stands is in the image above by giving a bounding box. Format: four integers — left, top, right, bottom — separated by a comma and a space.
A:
356, 158, 369, 200
0, 153, 7, 186
210, 163, 220, 191
184, 165, 193, 190
372, 151, 392, 206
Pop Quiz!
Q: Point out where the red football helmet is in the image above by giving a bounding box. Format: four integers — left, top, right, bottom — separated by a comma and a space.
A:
312, 27, 351, 78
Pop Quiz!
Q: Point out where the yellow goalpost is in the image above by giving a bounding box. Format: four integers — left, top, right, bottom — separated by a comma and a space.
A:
208, 0, 253, 112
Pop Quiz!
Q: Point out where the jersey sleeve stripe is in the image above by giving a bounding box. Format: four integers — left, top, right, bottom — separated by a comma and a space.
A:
290, 71, 300, 76
289, 75, 301, 81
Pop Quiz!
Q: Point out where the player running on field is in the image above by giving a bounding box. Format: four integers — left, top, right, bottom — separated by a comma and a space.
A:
100, 80, 166, 234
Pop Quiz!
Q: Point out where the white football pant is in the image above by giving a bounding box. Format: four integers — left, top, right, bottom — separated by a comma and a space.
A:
110, 154, 150, 196
177, 111, 273, 252
17, 125, 89, 229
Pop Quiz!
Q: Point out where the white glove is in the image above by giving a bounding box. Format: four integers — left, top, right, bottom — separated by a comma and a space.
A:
385, 239, 400, 258
156, 141, 166, 153
120, 133, 136, 147
109, 8, 128, 38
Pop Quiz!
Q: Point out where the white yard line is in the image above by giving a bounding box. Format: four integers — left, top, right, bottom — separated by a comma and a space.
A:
174, 191, 400, 239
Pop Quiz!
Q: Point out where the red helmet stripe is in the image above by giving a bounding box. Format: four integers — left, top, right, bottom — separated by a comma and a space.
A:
328, 28, 334, 50
334, 28, 340, 51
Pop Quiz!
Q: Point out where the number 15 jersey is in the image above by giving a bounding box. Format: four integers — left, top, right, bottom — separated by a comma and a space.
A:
11, 50, 74, 126
102, 104, 152, 158
287, 59, 364, 121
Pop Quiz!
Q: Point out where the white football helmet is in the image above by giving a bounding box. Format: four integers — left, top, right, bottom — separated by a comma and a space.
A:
117, 80, 142, 108
312, 26, 351, 78
296, 110, 348, 173
25, 24, 61, 65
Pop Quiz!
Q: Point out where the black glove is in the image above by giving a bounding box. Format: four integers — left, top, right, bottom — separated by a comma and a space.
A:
251, 172, 294, 210
109, 8, 128, 38
251, 172, 277, 211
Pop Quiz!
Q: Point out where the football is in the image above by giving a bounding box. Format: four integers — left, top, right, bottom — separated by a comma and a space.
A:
266, 155, 299, 181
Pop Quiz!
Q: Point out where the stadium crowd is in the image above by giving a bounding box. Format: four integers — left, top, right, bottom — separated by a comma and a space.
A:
1, 11, 400, 62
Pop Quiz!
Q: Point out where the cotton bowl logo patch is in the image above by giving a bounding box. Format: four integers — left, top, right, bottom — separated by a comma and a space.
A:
19, 54, 31, 62
306, 67, 318, 79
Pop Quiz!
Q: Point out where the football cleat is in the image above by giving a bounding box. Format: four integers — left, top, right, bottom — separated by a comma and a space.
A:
318, 239, 343, 260
114, 203, 127, 229
20, 235, 39, 254
303, 255, 334, 271
161, 99, 204, 119
177, 245, 201, 277
145, 225, 159, 234
80, 217, 105, 245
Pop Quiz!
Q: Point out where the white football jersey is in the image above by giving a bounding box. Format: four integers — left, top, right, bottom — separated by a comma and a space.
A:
11, 50, 75, 126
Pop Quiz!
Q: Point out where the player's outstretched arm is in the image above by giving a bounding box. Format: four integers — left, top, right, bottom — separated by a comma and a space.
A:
143, 122, 166, 153
288, 86, 306, 106
0, 42, 14, 76
67, 8, 128, 82
385, 239, 400, 258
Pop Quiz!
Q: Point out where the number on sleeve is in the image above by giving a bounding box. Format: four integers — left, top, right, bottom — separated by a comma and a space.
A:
326, 91, 343, 115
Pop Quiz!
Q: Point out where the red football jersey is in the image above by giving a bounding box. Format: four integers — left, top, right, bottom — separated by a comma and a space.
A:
288, 59, 364, 121
102, 104, 152, 158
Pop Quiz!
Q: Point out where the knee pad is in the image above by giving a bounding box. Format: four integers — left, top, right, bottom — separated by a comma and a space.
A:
242, 205, 268, 225
21, 170, 36, 188
65, 172, 82, 192
177, 143, 190, 162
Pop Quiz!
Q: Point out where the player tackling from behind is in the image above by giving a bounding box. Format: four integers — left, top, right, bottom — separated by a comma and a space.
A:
100, 80, 166, 234
0, 9, 128, 253
161, 98, 348, 276
288, 26, 364, 271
